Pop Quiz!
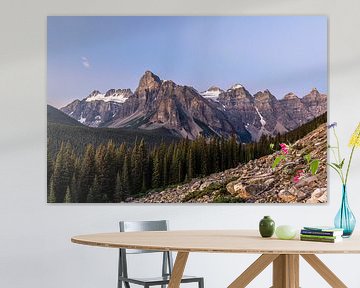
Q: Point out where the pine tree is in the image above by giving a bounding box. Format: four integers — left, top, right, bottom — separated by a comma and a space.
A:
70, 174, 78, 203
95, 144, 107, 197
144, 155, 153, 190
177, 145, 185, 183
87, 175, 101, 203
130, 141, 143, 194
213, 138, 221, 172
170, 148, 180, 184
48, 177, 56, 203
114, 172, 124, 202
122, 155, 131, 197
152, 151, 161, 188
163, 152, 169, 187
116, 143, 127, 172
229, 135, 238, 166
199, 136, 208, 176
87, 187, 95, 203
138, 139, 149, 192
47, 147, 53, 195
64, 186, 72, 203
52, 142, 74, 202
104, 140, 117, 200
187, 148, 194, 180
78, 144, 95, 202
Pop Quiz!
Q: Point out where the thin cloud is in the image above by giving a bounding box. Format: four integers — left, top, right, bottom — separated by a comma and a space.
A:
81, 56, 91, 69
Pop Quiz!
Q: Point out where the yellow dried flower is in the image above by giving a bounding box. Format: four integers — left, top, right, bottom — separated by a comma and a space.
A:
349, 123, 360, 148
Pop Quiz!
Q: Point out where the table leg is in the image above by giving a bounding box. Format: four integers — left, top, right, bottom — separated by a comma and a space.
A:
168, 251, 189, 288
301, 254, 347, 288
228, 254, 279, 288
229, 253, 348, 288
272, 254, 299, 288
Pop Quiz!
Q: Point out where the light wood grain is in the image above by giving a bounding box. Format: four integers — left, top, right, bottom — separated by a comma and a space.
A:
301, 254, 347, 288
168, 252, 189, 288
228, 254, 279, 288
273, 254, 286, 288
272, 255, 299, 288
71, 230, 360, 254
287, 255, 299, 288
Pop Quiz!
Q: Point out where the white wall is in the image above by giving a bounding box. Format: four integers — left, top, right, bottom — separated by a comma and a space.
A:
1, 0, 360, 287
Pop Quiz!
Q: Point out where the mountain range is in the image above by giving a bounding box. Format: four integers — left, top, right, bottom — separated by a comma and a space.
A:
60, 71, 327, 142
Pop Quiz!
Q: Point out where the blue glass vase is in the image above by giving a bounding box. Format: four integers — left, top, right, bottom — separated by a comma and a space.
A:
334, 185, 356, 237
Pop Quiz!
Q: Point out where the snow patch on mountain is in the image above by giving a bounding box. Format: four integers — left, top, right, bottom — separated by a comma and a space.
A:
255, 107, 270, 139
228, 84, 243, 91
94, 115, 102, 126
85, 91, 129, 103
255, 107, 266, 126
201, 87, 223, 101
79, 113, 86, 124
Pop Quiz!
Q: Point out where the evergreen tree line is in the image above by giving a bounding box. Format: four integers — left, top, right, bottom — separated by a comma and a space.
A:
47, 113, 326, 203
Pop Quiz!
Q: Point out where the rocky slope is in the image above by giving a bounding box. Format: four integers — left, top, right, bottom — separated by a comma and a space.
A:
131, 123, 327, 203
60, 71, 327, 142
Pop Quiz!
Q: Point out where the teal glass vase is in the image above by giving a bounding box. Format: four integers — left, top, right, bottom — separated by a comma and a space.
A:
334, 185, 356, 237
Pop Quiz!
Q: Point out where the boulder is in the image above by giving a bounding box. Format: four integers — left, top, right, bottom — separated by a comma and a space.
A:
278, 189, 297, 202
306, 188, 327, 203
294, 176, 318, 188
226, 181, 251, 199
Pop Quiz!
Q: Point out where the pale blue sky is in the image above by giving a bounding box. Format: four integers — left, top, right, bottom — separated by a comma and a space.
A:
47, 16, 327, 108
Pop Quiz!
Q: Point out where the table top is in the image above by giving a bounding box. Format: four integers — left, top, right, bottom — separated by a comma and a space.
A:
71, 230, 360, 254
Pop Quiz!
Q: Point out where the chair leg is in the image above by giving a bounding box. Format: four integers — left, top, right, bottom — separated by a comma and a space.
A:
199, 278, 204, 288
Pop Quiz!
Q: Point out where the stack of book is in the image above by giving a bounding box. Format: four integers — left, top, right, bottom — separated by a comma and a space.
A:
300, 226, 344, 243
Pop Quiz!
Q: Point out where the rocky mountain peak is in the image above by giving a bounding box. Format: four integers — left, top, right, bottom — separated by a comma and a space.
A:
201, 86, 224, 100
304, 88, 327, 103
228, 83, 243, 91
207, 86, 223, 92
136, 70, 162, 93
221, 84, 252, 100
105, 89, 116, 96
283, 92, 299, 100
116, 88, 133, 94
301, 88, 327, 117
254, 90, 276, 102
88, 90, 101, 97
304, 88, 322, 100
161, 79, 176, 86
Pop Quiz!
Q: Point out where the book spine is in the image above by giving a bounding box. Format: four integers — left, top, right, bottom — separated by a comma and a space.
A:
300, 237, 337, 243
300, 234, 337, 240
301, 230, 335, 236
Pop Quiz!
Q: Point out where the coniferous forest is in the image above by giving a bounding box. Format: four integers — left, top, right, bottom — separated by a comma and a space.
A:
47, 113, 327, 203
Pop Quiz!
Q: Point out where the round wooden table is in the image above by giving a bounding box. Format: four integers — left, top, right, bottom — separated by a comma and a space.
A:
72, 230, 360, 288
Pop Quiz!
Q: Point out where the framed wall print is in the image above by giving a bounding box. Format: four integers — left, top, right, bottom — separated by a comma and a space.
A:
47, 16, 327, 203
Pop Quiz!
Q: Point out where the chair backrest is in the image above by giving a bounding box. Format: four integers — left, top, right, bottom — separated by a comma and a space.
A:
118, 220, 173, 282
119, 220, 169, 254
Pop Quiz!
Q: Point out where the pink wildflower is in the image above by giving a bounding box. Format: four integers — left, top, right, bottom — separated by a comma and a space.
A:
293, 170, 304, 183
279, 143, 289, 155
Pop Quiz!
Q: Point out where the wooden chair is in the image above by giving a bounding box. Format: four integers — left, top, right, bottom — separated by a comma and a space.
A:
118, 220, 204, 288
